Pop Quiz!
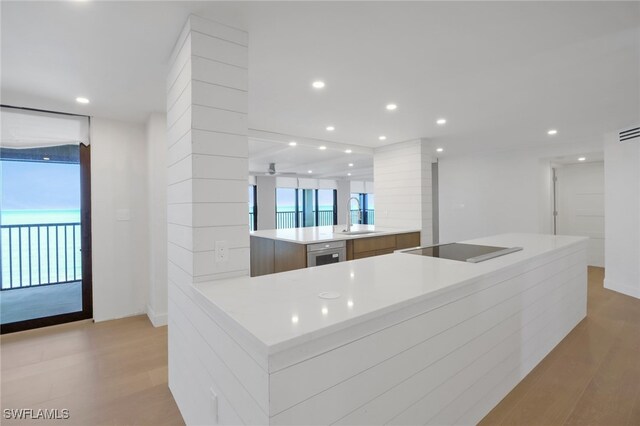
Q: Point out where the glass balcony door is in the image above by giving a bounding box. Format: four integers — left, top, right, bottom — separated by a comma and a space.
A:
1, 144, 93, 333
276, 188, 337, 229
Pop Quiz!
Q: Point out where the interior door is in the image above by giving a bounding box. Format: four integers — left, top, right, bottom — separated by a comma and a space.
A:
555, 161, 605, 267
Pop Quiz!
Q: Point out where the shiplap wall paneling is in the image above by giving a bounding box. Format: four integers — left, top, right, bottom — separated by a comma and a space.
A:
166, 15, 254, 425
374, 139, 433, 245
267, 247, 587, 425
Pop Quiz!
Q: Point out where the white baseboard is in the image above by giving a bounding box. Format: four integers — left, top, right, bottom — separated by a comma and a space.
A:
604, 277, 640, 299
146, 304, 168, 327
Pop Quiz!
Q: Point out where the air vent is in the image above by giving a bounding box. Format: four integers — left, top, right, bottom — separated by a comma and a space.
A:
619, 126, 640, 143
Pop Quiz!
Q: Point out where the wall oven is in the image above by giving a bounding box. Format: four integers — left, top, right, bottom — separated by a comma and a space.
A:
307, 241, 346, 267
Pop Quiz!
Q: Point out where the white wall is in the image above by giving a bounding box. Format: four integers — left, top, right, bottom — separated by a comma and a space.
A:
604, 132, 640, 299
437, 142, 603, 243
336, 179, 351, 226
374, 139, 432, 245
90, 117, 148, 322
256, 175, 276, 230
146, 113, 168, 325
166, 15, 250, 425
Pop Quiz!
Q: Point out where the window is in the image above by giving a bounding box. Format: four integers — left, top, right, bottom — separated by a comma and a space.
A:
350, 193, 375, 225
276, 188, 337, 229
317, 189, 336, 226
248, 185, 257, 231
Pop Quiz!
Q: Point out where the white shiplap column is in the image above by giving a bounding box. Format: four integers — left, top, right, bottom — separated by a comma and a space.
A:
374, 139, 433, 245
166, 16, 250, 424
167, 15, 249, 284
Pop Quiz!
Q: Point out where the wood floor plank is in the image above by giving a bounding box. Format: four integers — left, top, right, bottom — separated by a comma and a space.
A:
1, 316, 183, 426
564, 343, 640, 426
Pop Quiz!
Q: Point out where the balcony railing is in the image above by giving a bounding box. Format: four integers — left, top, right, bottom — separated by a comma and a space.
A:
0, 223, 81, 290
276, 210, 335, 229
350, 209, 375, 225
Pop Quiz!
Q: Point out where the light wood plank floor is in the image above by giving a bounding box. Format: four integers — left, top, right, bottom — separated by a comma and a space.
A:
1, 315, 184, 425
1, 267, 638, 425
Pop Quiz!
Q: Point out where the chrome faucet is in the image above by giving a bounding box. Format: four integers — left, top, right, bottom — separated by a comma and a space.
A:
345, 196, 362, 232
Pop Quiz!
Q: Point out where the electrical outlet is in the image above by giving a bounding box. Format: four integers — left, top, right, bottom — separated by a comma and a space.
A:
215, 241, 228, 263
209, 387, 218, 424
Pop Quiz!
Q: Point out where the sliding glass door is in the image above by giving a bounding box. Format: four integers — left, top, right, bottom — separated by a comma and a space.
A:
0, 107, 92, 334
276, 188, 337, 229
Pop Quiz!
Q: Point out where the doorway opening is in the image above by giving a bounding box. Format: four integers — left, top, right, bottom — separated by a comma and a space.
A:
552, 156, 604, 267
0, 106, 93, 333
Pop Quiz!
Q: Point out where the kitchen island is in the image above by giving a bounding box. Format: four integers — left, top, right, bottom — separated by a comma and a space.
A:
169, 233, 588, 425
250, 225, 421, 276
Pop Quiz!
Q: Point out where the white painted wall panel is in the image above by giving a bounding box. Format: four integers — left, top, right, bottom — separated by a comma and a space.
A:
167, 108, 191, 147
167, 60, 191, 111
167, 15, 251, 424
170, 281, 269, 414
191, 31, 248, 68
192, 154, 248, 180
192, 56, 248, 91
192, 129, 248, 157
192, 105, 247, 136
604, 131, 640, 299
374, 139, 432, 245
192, 202, 248, 227
189, 15, 248, 46
167, 131, 191, 166
269, 250, 584, 420
90, 118, 148, 322
192, 80, 247, 114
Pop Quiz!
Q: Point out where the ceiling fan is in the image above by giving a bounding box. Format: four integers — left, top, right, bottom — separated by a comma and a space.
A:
264, 162, 297, 176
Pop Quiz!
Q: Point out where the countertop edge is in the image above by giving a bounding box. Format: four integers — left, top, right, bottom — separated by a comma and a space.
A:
263, 237, 589, 356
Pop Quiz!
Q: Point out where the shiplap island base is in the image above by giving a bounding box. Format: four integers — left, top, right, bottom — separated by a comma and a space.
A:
168, 233, 588, 425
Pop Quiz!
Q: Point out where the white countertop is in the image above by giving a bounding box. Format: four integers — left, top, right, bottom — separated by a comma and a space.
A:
194, 233, 587, 354
250, 225, 420, 244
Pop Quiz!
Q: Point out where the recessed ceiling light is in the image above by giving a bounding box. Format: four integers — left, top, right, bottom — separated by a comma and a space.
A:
321, 307, 328, 316
308, 170, 313, 174
578, 157, 586, 162
288, 141, 297, 146
75, 97, 89, 104
385, 103, 397, 111
312, 81, 325, 89
345, 149, 352, 154
43, 157, 50, 161
291, 315, 299, 324
347, 173, 352, 176
379, 135, 387, 141
436, 118, 447, 125
547, 129, 558, 135
347, 300, 354, 308
436, 148, 444, 153
319, 146, 327, 150
348, 163, 354, 167
326, 126, 335, 131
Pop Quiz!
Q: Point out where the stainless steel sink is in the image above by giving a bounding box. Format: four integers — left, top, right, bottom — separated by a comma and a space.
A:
340, 230, 380, 235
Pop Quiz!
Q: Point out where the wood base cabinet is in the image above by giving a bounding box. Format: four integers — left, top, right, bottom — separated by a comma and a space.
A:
250, 232, 421, 277
346, 232, 421, 260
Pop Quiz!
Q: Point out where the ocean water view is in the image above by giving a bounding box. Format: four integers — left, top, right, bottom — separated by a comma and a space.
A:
1, 209, 81, 225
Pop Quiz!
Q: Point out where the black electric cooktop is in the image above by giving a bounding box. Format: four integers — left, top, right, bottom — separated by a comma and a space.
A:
400, 243, 523, 263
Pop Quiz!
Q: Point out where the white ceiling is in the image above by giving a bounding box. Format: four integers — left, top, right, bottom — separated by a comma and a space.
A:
2, 1, 639, 169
